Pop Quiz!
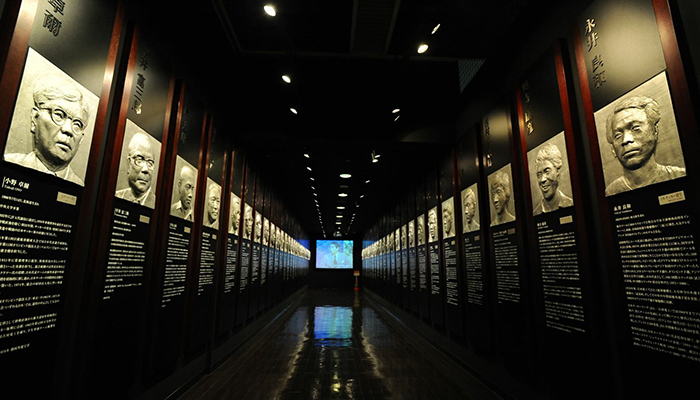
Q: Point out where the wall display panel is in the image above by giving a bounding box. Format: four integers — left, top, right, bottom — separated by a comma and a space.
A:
380, 234, 386, 297
237, 200, 252, 323
416, 178, 430, 320
390, 229, 398, 299
378, 234, 384, 295
440, 151, 462, 337
270, 216, 279, 303
151, 87, 205, 373
280, 230, 290, 294
219, 151, 243, 334
376, 229, 383, 296
516, 44, 602, 398
0, 0, 119, 395
264, 197, 277, 309
426, 170, 444, 327
457, 127, 493, 356
190, 122, 225, 352
380, 233, 388, 299
272, 214, 282, 304
236, 160, 254, 324
259, 192, 271, 313
388, 213, 397, 304
574, 0, 700, 396
393, 224, 402, 306
386, 231, 393, 301
86, 27, 174, 398
277, 225, 285, 298
406, 192, 418, 313
400, 199, 410, 310
248, 177, 263, 317
370, 241, 373, 286
480, 100, 534, 377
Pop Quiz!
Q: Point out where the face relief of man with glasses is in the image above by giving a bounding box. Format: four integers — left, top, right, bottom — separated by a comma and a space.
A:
5, 77, 89, 185
116, 133, 156, 208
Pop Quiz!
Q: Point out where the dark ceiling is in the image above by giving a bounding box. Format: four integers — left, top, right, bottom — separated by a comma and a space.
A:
151, 0, 544, 239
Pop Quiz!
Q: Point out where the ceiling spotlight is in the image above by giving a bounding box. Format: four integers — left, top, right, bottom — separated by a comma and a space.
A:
307, 167, 312, 171
340, 173, 351, 178
432, 23, 441, 34
310, 177, 315, 181
375, 154, 380, 158
337, 206, 345, 209
338, 193, 348, 197
336, 222, 342, 225
360, 195, 364, 198
313, 193, 317, 196
311, 186, 315, 190
392, 109, 400, 114
372, 158, 378, 163
304, 153, 310, 158
290, 108, 298, 114
365, 180, 370, 183
417, 44, 429, 54
282, 75, 291, 83
394, 115, 400, 122
264, 5, 276, 16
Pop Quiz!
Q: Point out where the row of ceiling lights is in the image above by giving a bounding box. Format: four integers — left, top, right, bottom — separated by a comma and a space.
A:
263, 6, 300, 115
265, 3, 440, 54
264, 4, 392, 236
304, 150, 378, 237
265, 4, 440, 120
417, 23, 441, 54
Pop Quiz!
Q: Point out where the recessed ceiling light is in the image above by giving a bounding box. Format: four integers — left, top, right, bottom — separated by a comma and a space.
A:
339, 185, 349, 189
365, 180, 370, 183
282, 75, 291, 83
307, 167, 312, 171
338, 193, 348, 197
394, 115, 400, 122
360, 195, 364, 198
375, 154, 380, 158
337, 206, 345, 209
290, 108, 298, 114
311, 186, 315, 190
264, 5, 276, 16
431, 23, 441, 34
372, 158, 378, 163
336, 222, 342, 225
392, 109, 400, 114
417, 44, 428, 54
313, 193, 317, 196
340, 173, 351, 178
310, 177, 315, 181
304, 153, 310, 158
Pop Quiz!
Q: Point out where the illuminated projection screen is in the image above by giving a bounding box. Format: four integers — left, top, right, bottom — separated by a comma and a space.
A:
316, 240, 354, 269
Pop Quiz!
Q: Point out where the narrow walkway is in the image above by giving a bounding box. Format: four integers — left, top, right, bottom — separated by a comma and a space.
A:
179, 289, 503, 400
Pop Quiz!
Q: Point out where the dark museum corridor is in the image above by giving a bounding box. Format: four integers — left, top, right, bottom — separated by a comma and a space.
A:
179, 289, 501, 400
1, 0, 700, 399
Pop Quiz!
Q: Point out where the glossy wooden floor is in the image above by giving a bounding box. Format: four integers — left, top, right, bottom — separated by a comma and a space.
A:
179, 289, 503, 400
